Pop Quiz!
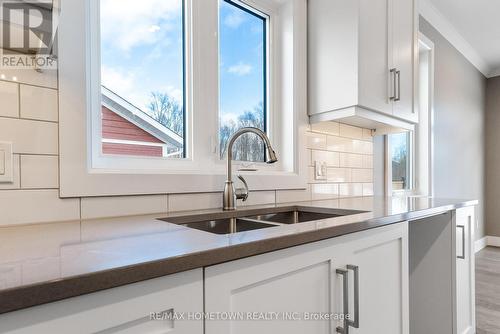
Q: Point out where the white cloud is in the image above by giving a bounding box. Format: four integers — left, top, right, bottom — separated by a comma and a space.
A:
100, 0, 181, 52
101, 66, 135, 95
228, 62, 253, 76
223, 9, 246, 29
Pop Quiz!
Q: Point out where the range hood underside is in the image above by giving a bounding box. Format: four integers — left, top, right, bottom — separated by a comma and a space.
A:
309, 106, 415, 135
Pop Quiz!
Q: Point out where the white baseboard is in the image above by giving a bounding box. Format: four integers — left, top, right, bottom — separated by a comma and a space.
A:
475, 236, 500, 253
487, 236, 500, 247
475, 237, 488, 253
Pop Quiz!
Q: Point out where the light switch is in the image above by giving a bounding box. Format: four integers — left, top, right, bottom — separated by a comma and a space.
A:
0, 150, 5, 175
314, 160, 327, 181
0, 142, 13, 183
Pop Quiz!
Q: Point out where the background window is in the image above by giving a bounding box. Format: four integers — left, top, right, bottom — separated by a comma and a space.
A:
390, 132, 412, 190
219, 0, 268, 162
100, 0, 185, 158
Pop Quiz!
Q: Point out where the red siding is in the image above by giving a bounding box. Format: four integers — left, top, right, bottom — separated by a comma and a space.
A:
101, 106, 165, 157
102, 107, 162, 143
102, 143, 163, 157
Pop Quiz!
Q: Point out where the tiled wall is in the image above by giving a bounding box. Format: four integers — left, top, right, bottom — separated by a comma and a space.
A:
0, 74, 374, 226
307, 122, 374, 200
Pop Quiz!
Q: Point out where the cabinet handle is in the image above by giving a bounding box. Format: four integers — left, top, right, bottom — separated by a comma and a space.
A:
457, 225, 465, 259
336, 268, 350, 334
390, 68, 397, 101
346, 265, 360, 329
395, 70, 401, 102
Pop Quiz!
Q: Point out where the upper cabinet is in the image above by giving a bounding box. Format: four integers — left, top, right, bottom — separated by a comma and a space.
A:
308, 0, 418, 131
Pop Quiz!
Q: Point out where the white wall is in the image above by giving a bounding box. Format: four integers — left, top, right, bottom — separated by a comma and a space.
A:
420, 17, 486, 240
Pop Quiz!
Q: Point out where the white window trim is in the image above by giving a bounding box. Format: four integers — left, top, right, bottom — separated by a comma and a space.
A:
384, 32, 435, 197
415, 32, 435, 197
385, 131, 415, 196
58, 0, 308, 197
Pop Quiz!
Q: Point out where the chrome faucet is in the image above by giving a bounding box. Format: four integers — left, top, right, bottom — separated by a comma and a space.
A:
223, 127, 278, 210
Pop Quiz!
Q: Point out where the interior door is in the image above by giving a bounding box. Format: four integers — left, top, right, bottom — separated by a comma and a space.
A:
391, 0, 417, 122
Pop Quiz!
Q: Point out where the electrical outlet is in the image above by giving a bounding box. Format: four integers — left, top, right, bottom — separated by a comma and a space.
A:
314, 160, 327, 180
0, 142, 13, 183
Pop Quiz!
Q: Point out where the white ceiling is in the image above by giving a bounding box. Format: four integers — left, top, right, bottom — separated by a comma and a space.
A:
427, 0, 500, 77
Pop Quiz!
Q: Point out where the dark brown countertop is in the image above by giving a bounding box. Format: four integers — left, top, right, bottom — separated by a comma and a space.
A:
0, 196, 477, 314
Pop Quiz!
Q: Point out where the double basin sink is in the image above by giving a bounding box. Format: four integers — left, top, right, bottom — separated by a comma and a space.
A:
159, 206, 366, 235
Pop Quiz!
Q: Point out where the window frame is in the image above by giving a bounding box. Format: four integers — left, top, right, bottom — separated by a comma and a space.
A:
58, 0, 308, 197
217, 0, 271, 163
385, 131, 415, 195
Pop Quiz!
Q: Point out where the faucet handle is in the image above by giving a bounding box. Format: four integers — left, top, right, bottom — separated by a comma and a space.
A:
235, 174, 249, 202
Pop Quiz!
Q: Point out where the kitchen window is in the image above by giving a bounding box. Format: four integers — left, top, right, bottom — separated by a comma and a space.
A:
99, 0, 186, 159
219, 0, 268, 162
389, 132, 412, 191
58, 0, 307, 196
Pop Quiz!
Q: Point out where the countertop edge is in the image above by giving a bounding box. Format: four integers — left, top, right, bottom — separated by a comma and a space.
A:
0, 200, 477, 314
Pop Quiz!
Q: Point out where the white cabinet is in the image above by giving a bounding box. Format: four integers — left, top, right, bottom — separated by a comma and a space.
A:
205, 222, 409, 334
455, 206, 476, 334
391, 0, 418, 123
341, 223, 410, 334
308, 0, 418, 127
0, 269, 204, 334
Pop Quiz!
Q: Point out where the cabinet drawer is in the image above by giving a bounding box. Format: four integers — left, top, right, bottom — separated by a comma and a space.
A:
0, 269, 203, 334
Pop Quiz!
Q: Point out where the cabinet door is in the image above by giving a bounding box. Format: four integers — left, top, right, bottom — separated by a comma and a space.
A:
455, 206, 476, 334
340, 222, 409, 334
205, 240, 341, 334
0, 269, 204, 334
358, 0, 393, 115
391, 0, 417, 123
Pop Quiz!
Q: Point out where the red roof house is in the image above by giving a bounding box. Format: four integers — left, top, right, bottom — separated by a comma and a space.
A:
101, 87, 183, 158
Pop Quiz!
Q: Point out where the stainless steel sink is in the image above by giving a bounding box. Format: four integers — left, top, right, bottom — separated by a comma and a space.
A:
159, 206, 366, 235
175, 218, 276, 235
245, 210, 345, 224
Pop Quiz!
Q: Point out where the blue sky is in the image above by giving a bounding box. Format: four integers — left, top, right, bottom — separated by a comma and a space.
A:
100, 0, 265, 131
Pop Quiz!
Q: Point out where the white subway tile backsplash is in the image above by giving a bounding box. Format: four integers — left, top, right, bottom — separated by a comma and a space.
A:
311, 183, 339, 200
305, 132, 327, 150
339, 153, 363, 168
351, 169, 373, 183
0, 68, 57, 89
20, 85, 58, 122
0, 118, 58, 154
168, 192, 222, 212
311, 122, 340, 135
327, 168, 352, 183
238, 191, 275, 207
339, 123, 363, 139
276, 186, 311, 203
339, 183, 363, 197
326, 136, 353, 152
0, 154, 20, 190
0, 81, 19, 118
362, 183, 374, 196
20, 155, 58, 189
352, 140, 373, 154
81, 195, 168, 220
311, 150, 340, 167
0, 190, 80, 226
362, 155, 373, 168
